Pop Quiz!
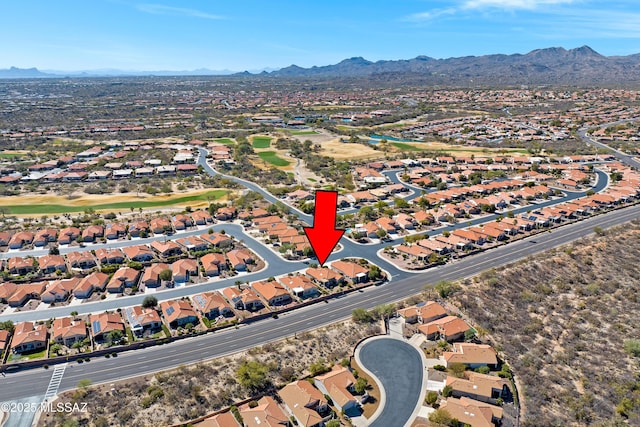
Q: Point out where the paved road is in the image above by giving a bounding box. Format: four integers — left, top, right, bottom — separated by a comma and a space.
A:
2, 203, 639, 404
356, 338, 424, 427
577, 123, 640, 169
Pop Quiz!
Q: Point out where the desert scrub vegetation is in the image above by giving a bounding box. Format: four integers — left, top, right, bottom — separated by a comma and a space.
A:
38, 320, 378, 427
448, 220, 640, 426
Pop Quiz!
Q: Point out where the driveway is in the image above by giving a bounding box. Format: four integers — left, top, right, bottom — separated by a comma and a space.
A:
356, 337, 425, 427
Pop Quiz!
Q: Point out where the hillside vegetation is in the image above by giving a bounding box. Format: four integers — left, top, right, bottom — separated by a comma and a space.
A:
450, 221, 640, 426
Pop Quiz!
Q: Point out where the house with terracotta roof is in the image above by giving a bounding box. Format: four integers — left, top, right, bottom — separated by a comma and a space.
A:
279, 275, 319, 299
239, 396, 289, 427
442, 343, 498, 369
150, 240, 183, 258
222, 287, 263, 311
305, 267, 345, 288
105, 223, 127, 240
200, 253, 227, 276
41, 278, 80, 304
124, 306, 162, 336
171, 259, 198, 283
175, 236, 209, 252
128, 221, 149, 237
215, 206, 236, 221
8, 231, 34, 249
95, 248, 126, 265
66, 251, 97, 269
440, 397, 503, 427
278, 380, 329, 427
200, 232, 233, 248
141, 263, 170, 288
33, 228, 58, 247
172, 214, 194, 230
193, 411, 238, 427
190, 210, 213, 225
150, 217, 172, 234
7, 256, 36, 275
73, 272, 109, 299
106, 267, 140, 293
0, 282, 17, 303
89, 312, 125, 342
445, 371, 512, 404
191, 292, 234, 320
82, 225, 104, 242
397, 301, 447, 324
38, 254, 67, 274
7, 283, 46, 307
419, 315, 471, 341
11, 322, 47, 354
227, 248, 254, 271
396, 244, 432, 261
122, 245, 155, 262
160, 300, 199, 329
252, 280, 292, 306
52, 317, 87, 347
0, 329, 10, 356
58, 227, 80, 245
0, 231, 12, 246
314, 366, 361, 414
330, 260, 369, 283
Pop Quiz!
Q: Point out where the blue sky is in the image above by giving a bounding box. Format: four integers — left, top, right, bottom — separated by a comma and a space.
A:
1, 0, 639, 71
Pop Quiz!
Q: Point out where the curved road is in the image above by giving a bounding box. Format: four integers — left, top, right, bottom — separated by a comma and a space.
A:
356, 337, 424, 427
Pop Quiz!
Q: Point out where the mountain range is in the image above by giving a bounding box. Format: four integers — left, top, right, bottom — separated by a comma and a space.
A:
3, 46, 640, 85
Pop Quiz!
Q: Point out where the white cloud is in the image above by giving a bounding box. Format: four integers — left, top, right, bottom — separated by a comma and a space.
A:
136, 4, 224, 20
463, 0, 576, 9
404, 8, 457, 22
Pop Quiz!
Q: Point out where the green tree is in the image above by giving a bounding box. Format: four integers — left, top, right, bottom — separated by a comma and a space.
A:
368, 265, 383, 281
355, 377, 368, 394
105, 329, 124, 347
159, 269, 172, 282
425, 390, 439, 405
142, 295, 158, 308
0, 320, 15, 333
235, 360, 270, 391
326, 420, 340, 427
624, 339, 640, 357
435, 280, 461, 298
309, 359, 331, 376
428, 408, 453, 426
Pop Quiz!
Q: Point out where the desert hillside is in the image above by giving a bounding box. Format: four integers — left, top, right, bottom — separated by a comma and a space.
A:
450, 221, 640, 426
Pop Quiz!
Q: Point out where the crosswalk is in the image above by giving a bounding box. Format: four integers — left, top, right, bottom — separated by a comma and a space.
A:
43, 363, 67, 401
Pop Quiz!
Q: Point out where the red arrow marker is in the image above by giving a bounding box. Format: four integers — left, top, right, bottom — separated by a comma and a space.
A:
303, 190, 345, 267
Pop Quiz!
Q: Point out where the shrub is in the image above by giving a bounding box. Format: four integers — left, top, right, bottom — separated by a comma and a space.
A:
425, 390, 439, 405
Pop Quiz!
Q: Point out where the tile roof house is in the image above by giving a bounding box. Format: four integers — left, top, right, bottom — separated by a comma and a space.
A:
160, 300, 199, 329
175, 236, 209, 252
442, 343, 499, 368
397, 301, 447, 324
81, 224, 104, 242
418, 315, 471, 342
41, 278, 80, 304
200, 232, 233, 248
190, 210, 213, 225
330, 260, 369, 283
439, 397, 503, 427
8, 256, 36, 275
193, 412, 239, 427
124, 306, 162, 336
89, 312, 125, 342
141, 263, 171, 288
168, 258, 197, 283
38, 254, 67, 274
314, 366, 360, 413
445, 371, 512, 404
191, 292, 234, 320
105, 223, 127, 240
150, 240, 183, 258
95, 248, 126, 265
106, 267, 140, 293
128, 221, 149, 237
8, 231, 34, 249
57, 227, 80, 245
222, 287, 263, 311
279, 275, 320, 299
227, 248, 254, 271
239, 396, 289, 427
7, 283, 46, 307
278, 380, 329, 427
0, 282, 17, 303
251, 280, 292, 306
0, 329, 9, 354
304, 267, 345, 288
66, 251, 97, 269
200, 253, 226, 277
150, 217, 173, 234
33, 228, 58, 246
52, 317, 87, 347
11, 321, 47, 354
73, 271, 109, 299
122, 245, 155, 262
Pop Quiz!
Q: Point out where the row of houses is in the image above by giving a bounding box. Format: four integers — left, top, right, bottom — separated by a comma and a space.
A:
0, 212, 215, 250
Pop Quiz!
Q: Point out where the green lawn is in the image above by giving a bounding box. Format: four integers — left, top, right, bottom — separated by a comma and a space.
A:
9, 348, 47, 361
392, 142, 424, 151
288, 130, 318, 135
3, 190, 228, 215
258, 151, 290, 167
0, 152, 25, 158
213, 138, 235, 145
252, 136, 272, 149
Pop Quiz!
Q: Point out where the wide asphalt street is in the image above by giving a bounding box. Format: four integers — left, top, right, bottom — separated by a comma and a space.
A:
1, 202, 639, 404
357, 338, 424, 427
